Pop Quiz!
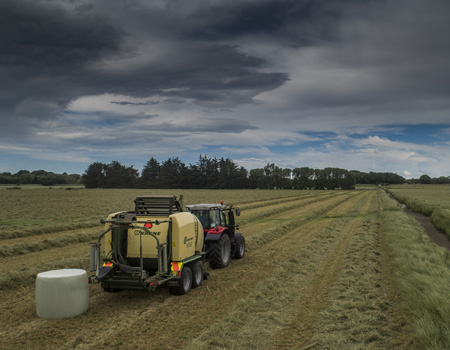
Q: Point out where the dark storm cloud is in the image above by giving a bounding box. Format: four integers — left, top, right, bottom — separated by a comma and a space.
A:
0, 0, 123, 70
2, 0, 450, 148
111, 101, 160, 106
0, 0, 289, 140
0, 0, 125, 135
180, 0, 334, 45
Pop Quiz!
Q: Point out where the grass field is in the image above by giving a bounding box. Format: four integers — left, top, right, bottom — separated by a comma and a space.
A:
1, 186, 449, 349
387, 184, 450, 238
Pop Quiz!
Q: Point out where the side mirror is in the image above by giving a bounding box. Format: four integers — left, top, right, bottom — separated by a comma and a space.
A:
235, 208, 240, 216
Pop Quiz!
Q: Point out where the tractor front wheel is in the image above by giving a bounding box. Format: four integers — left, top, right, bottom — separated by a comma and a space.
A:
210, 234, 231, 269
169, 266, 193, 296
233, 235, 245, 259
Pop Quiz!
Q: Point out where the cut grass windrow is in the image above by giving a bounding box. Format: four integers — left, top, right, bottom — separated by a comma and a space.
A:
0, 191, 364, 349
302, 191, 418, 350
0, 222, 101, 240
245, 191, 364, 249
0, 189, 422, 350
273, 191, 377, 349
86, 192, 369, 350
182, 191, 377, 350
0, 256, 90, 291
0, 192, 356, 291
239, 191, 353, 226
0, 229, 100, 258
238, 191, 333, 211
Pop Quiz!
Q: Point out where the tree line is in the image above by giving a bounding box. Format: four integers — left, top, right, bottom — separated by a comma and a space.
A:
0, 170, 81, 186
4, 155, 448, 189
82, 155, 360, 190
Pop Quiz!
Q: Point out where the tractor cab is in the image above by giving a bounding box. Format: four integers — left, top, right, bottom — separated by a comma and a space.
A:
186, 202, 244, 268
186, 202, 240, 235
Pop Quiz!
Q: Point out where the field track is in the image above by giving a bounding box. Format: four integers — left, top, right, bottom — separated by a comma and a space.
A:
0, 189, 419, 349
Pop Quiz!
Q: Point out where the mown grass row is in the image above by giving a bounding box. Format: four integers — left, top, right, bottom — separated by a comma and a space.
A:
308, 192, 410, 349
245, 192, 357, 249
0, 222, 101, 240
183, 192, 375, 349
238, 191, 330, 211
0, 192, 355, 292
381, 191, 450, 349
240, 191, 351, 226
0, 255, 90, 291
0, 193, 308, 240
0, 230, 99, 258
0, 193, 342, 258
0, 188, 304, 239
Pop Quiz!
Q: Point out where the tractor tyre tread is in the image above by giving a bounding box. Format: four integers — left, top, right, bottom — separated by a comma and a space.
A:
233, 235, 245, 259
209, 234, 231, 269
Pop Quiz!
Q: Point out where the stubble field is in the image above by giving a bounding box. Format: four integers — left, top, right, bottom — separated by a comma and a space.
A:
1, 187, 449, 349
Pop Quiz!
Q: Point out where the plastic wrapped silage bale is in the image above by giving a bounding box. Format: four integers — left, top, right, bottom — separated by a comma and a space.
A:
36, 269, 89, 319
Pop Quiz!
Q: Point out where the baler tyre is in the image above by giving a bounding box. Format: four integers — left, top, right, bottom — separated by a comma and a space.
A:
233, 235, 245, 259
210, 234, 231, 269
101, 282, 121, 293
191, 260, 204, 288
169, 266, 192, 296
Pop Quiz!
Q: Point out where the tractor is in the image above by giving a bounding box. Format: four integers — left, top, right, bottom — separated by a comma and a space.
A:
89, 195, 207, 295
186, 201, 245, 268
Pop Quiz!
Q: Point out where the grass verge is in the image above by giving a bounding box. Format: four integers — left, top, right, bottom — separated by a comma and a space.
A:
381, 191, 450, 349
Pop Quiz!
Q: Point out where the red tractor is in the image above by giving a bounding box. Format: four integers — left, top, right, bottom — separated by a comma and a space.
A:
186, 202, 245, 268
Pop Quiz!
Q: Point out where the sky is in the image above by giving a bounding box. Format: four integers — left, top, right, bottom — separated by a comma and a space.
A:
1, 0, 450, 179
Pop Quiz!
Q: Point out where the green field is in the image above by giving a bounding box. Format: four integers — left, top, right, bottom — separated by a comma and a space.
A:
1, 186, 449, 349
387, 184, 450, 238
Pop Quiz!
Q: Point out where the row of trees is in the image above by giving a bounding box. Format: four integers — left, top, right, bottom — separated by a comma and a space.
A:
407, 174, 450, 185
6, 155, 449, 189
82, 156, 250, 189
0, 170, 81, 186
82, 155, 359, 190
349, 170, 405, 185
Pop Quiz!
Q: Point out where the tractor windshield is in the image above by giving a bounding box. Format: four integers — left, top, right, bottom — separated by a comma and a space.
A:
193, 209, 221, 229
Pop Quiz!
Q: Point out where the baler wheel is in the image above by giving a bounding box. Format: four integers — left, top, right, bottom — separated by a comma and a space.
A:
169, 266, 192, 295
191, 260, 204, 288
101, 281, 121, 293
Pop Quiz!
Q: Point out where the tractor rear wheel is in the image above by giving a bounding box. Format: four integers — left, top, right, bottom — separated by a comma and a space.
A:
191, 260, 204, 288
169, 266, 193, 296
210, 234, 231, 269
233, 235, 245, 259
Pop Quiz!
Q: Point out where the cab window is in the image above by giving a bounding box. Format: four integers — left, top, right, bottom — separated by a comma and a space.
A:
220, 211, 227, 226
209, 210, 220, 228
195, 210, 209, 229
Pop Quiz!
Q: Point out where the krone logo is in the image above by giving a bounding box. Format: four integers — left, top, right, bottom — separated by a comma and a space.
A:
184, 236, 194, 244
134, 229, 161, 236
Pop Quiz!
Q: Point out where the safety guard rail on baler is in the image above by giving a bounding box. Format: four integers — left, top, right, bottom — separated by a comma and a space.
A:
89, 218, 173, 290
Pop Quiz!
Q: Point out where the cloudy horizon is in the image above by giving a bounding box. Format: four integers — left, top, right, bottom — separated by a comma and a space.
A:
1, 0, 450, 179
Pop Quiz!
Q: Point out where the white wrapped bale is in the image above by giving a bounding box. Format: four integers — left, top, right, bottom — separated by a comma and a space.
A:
36, 269, 89, 319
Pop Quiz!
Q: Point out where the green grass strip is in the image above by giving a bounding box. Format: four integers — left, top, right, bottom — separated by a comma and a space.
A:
381, 191, 450, 349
